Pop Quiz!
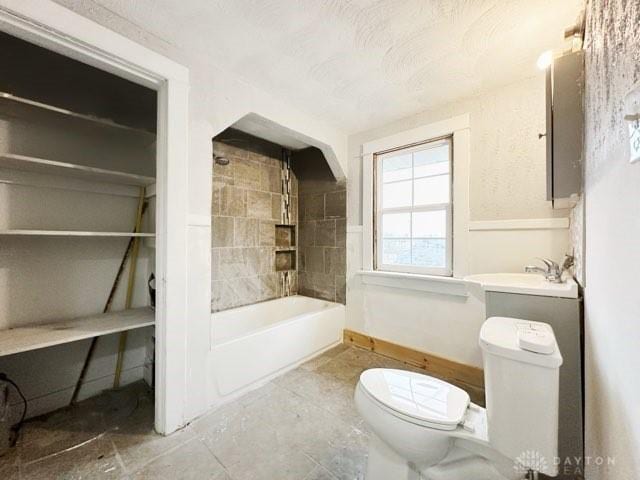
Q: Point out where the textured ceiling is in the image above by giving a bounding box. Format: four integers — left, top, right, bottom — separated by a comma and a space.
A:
65, 0, 584, 134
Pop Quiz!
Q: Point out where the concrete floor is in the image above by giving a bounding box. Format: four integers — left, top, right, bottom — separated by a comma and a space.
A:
0, 345, 484, 480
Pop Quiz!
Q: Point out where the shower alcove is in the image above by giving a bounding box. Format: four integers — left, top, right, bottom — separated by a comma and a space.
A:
208, 114, 347, 403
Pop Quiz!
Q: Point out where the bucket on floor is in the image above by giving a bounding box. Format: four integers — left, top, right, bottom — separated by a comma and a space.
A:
0, 380, 11, 456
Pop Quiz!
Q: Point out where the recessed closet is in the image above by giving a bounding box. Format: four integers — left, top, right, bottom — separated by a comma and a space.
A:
0, 30, 158, 426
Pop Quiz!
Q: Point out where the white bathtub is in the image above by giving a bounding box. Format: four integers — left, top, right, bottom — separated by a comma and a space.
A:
209, 295, 345, 398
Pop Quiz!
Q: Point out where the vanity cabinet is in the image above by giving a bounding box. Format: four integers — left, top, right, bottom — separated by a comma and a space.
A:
486, 292, 583, 479
545, 50, 584, 208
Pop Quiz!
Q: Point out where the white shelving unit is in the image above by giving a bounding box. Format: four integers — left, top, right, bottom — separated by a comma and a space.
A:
0, 154, 155, 187
0, 230, 154, 237
0, 92, 157, 360
0, 308, 154, 357
0, 91, 155, 135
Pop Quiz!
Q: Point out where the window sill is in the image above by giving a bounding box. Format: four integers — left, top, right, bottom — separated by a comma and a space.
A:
358, 270, 469, 297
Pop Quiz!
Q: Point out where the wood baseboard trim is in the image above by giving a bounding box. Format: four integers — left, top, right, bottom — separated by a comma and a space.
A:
343, 329, 484, 389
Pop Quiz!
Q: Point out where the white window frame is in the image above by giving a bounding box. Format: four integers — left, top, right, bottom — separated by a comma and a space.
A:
374, 137, 453, 276
362, 114, 470, 280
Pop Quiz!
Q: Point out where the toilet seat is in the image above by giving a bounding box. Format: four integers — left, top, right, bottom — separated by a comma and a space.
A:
359, 369, 470, 431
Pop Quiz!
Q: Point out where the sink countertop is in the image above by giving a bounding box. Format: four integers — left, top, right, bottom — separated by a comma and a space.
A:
464, 273, 579, 299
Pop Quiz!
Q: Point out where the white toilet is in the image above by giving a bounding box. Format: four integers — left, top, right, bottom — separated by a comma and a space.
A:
354, 317, 563, 480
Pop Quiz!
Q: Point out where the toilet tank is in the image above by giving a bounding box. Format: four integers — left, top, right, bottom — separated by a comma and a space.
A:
479, 317, 563, 477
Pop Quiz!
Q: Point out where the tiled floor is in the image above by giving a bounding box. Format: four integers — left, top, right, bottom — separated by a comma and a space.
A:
0, 345, 484, 480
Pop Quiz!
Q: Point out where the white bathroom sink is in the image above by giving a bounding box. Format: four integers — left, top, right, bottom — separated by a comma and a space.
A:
464, 273, 579, 299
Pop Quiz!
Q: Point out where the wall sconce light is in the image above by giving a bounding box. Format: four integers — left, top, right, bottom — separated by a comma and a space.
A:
537, 50, 553, 70
624, 83, 640, 164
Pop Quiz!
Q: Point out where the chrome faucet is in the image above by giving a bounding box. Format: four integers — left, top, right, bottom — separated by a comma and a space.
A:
525, 255, 574, 283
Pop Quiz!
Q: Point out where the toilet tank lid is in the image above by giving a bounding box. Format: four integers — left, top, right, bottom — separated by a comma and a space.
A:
479, 317, 563, 369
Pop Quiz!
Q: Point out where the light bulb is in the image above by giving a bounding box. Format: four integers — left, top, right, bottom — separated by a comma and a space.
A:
537, 51, 553, 70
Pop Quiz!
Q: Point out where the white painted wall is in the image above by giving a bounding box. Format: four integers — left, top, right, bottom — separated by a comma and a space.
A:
582, 1, 640, 478
347, 76, 570, 367
48, 0, 348, 420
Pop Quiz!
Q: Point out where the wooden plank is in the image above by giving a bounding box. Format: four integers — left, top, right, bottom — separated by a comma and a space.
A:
0, 153, 155, 186
0, 307, 154, 356
343, 328, 484, 389
0, 230, 154, 237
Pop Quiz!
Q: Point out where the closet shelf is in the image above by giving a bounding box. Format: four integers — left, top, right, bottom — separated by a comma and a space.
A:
0, 230, 154, 237
0, 307, 155, 356
0, 91, 155, 135
0, 154, 155, 187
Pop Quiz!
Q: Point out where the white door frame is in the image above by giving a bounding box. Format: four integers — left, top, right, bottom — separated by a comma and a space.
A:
0, 0, 190, 434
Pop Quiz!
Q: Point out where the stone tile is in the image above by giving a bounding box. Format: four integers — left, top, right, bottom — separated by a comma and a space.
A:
260, 273, 279, 299
335, 219, 346, 248
271, 193, 283, 221
304, 246, 325, 274
261, 165, 282, 193
298, 344, 352, 372
325, 247, 346, 276
304, 193, 325, 220
234, 217, 258, 247
211, 280, 239, 312
107, 403, 195, 474
299, 272, 336, 302
212, 216, 234, 248
300, 221, 316, 247
17, 403, 108, 464
325, 190, 346, 219
220, 186, 246, 217
21, 435, 123, 480
304, 464, 338, 479
227, 276, 262, 305
335, 273, 346, 304
316, 220, 336, 247
211, 176, 233, 216
226, 450, 316, 480
319, 428, 369, 480
233, 160, 262, 190
259, 220, 276, 246
130, 438, 225, 479
0, 447, 20, 480
214, 248, 245, 279
247, 190, 272, 219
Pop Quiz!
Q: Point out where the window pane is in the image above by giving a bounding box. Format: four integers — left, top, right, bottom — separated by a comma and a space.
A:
382, 154, 412, 182
383, 180, 412, 208
382, 213, 410, 238
382, 239, 412, 265
414, 145, 449, 178
411, 239, 446, 267
414, 175, 449, 206
412, 210, 447, 238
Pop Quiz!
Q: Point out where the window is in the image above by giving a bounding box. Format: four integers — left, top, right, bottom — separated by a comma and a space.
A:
374, 136, 453, 276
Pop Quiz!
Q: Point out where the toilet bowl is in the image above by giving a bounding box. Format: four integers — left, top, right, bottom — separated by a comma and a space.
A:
354, 317, 563, 480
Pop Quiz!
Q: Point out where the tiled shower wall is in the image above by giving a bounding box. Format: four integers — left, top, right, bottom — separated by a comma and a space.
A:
295, 148, 347, 304
211, 140, 298, 312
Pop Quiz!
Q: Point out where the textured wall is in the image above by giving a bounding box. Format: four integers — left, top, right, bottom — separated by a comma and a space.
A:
50, 0, 582, 133
211, 141, 298, 312
348, 75, 568, 224
295, 149, 347, 304
583, 0, 640, 478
